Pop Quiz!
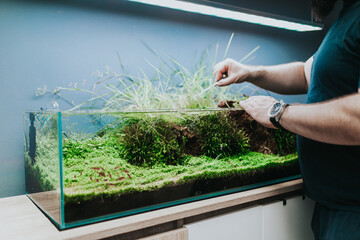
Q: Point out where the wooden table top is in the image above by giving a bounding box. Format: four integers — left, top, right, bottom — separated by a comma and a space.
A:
0, 179, 303, 240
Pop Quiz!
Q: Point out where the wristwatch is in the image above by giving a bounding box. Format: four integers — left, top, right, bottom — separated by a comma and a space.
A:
268, 100, 289, 129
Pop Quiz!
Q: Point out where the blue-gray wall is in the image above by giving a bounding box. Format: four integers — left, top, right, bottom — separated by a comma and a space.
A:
0, 0, 341, 198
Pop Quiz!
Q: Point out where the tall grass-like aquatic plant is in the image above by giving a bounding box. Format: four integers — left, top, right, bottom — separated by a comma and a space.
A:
33, 35, 268, 167
36, 34, 260, 111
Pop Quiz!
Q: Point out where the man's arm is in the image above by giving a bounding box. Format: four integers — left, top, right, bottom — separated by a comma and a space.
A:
215, 57, 360, 145
214, 58, 309, 94
240, 92, 360, 145
280, 92, 360, 145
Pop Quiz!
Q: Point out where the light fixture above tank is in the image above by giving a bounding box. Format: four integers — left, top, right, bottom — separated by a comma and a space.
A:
127, 0, 323, 32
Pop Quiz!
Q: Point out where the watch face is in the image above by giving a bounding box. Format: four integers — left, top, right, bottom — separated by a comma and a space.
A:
269, 102, 281, 117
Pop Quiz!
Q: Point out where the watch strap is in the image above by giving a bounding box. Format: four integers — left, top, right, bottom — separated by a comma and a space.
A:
270, 102, 289, 129
270, 117, 282, 129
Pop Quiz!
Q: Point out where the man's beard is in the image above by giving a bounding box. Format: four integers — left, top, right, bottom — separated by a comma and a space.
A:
310, 0, 338, 21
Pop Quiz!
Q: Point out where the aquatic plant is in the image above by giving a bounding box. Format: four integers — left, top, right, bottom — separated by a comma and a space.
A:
63, 134, 122, 161
186, 112, 249, 158
270, 128, 297, 155
117, 116, 188, 167
35, 34, 260, 111
63, 152, 299, 203
25, 115, 59, 192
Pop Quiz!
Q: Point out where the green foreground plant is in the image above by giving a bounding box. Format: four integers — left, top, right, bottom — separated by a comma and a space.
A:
62, 150, 298, 202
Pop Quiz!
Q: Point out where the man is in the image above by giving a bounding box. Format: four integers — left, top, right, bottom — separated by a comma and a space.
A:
213, 0, 360, 239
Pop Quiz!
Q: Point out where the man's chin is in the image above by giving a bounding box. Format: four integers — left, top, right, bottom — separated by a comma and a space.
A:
310, 0, 338, 21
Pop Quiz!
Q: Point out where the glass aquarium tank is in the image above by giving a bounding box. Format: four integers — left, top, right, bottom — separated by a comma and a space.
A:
24, 108, 300, 229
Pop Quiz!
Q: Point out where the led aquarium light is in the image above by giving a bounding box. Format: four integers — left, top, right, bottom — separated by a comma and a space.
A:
127, 0, 323, 32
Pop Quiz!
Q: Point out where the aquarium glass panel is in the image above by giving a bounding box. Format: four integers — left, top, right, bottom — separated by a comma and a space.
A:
24, 112, 62, 227
25, 109, 300, 229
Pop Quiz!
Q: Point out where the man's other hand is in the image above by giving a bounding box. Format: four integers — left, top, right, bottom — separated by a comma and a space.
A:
239, 96, 278, 129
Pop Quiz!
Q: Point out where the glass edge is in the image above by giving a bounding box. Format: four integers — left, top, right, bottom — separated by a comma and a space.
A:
58, 112, 65, 227
23, 112, 29, 195
24, 107, 243, 115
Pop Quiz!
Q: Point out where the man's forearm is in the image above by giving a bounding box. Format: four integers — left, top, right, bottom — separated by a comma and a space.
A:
248, 62, 308, 95
280, 93, 360, 145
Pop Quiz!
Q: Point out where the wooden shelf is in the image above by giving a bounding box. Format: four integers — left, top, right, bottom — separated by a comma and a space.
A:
0, 179, 303, 240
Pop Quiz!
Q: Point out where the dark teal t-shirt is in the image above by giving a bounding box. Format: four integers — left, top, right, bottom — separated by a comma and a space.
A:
297, 0, 360, 212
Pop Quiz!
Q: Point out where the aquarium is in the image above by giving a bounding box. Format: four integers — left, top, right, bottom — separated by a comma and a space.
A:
24, 108, 300, 229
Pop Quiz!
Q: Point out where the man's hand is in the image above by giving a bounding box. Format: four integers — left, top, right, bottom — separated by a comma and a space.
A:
213, 60, 308, 94
239, 96, 278, 129
213, 58, 253, 87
